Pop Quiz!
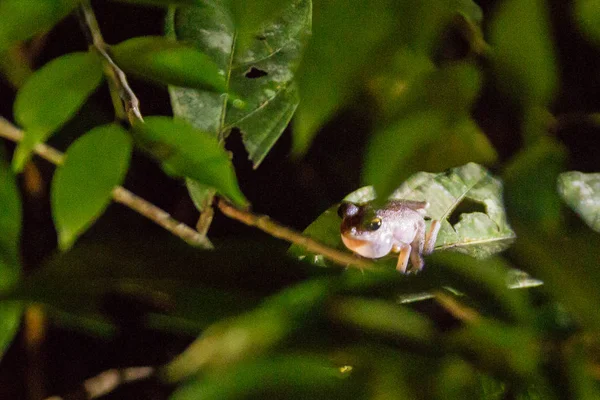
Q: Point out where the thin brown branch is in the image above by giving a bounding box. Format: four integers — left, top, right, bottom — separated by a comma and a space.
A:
0, 116, 213, 249
216, 198, 375, 270
45, 366, 155, 400
79, 0, 142, 124
434, 290, 481, 323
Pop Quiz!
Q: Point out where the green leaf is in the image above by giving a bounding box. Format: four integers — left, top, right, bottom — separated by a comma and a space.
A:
12, 51, 104, 171
503, 138, 567, 234
0, 159, 22, 359
557, 171, 600, 232
170, 356, 355, 400
111, 36, 227, 92
0, 0, 79, 51
132, 116, 247, 206
162, 278, 333, 382
228, 0, 291, 52
292, 163, 516, 267
489, 0, 558, 106
574, 0, 600, 45
51, 124, 132, 250
168, 0, 310, 167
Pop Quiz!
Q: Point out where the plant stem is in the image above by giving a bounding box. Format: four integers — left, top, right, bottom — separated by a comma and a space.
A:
44, 366, 154, 400
78, 0, 143, 124
216, 198, 375, 270
0, 117, 213, 249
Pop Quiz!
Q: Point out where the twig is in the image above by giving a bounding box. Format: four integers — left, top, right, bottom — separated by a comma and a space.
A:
78, 0, 142, 124
45, 366, 155, 400
0, 117, 213, 249
433, 290, 481, 323
216, 198, 375, 269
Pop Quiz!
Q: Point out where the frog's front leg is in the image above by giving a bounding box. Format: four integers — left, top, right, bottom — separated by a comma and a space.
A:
424, 220, 441, 255
393, 243, 411, 273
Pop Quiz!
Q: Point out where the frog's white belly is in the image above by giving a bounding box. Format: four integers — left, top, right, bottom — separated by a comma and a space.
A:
341, 233, 393, 258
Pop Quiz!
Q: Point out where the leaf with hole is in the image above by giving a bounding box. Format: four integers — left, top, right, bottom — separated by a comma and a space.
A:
51, 124, 132, 250
111, 36, 227, 92
132, 116, 247, 206
12, 51, 104, 171
0, 159, 22, 359
0, 0, 79, 51
557, 171, 600, 233
168, 0, 310, 169
291, 163, 516, 267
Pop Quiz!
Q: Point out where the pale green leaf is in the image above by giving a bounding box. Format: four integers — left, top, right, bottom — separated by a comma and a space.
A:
13, 51, 104, 171
0, 159, 22, 359
111, 36, 227, 92
292, 163, 515, 266
132, 116, 247, 206
51, 124, 133, 250
0, 0, 79, 51
489, 0, 558, 106
558, 171, 600, 232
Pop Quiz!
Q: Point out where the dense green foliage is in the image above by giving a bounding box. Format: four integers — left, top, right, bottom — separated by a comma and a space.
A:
1, 0, 600, 399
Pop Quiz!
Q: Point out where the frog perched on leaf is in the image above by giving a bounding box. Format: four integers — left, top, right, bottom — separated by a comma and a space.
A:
338, 200, 441, 273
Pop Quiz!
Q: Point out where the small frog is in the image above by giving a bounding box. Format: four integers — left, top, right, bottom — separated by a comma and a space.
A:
338, 200, 441, 273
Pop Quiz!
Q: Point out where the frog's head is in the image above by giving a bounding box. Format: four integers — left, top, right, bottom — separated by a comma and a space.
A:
337, 201, 394, 258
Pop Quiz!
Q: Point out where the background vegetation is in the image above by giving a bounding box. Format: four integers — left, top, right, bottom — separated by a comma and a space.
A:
0, 0, 599, 398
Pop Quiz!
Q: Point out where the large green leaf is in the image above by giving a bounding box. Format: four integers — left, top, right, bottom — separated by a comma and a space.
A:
0, 0, 79, 51
489, 0, 557, 106
0, 158, 22, 359
292, 0, 482, 156
111, 36, 227, 92
292, 163, 516, 266
168, 0, 310, 167
12, 51, 104, 171
51, 124, 133, 250
557, 171, 600, 232
132, 116, 247, 206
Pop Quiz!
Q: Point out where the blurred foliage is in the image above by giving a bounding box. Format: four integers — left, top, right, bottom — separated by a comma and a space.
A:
0, 0, 600, 399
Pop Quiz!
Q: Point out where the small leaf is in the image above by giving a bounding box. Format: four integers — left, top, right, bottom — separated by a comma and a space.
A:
574, 0, 600, 44
111, 36, 227, 92
0, 159, 22, 359
132, 116, 247, 206
557, 171, 600, 232
0, 0, 79, 51
489, 0, 558, 106
12, 51, 104, 171
51, 124, 132, 250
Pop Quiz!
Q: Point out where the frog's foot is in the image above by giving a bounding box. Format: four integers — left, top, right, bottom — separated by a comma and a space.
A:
424, 220, 441, 255
395, 243, 411, 273
408, 249, 424, 273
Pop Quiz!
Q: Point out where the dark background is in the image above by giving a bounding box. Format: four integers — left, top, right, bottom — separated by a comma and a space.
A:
0, 0, 599, 398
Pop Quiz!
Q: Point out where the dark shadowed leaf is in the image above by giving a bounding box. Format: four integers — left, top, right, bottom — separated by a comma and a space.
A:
0, 159, 22, 359
51, 124, 132, 250
170, 356, 356, 400
557, 171, 600, 232
574, 0, 600, 44
111, 36, 227, 92
489, 0, 558, 106
0, 0, 79, 51
12, 51, 104, 171
132, 116, 247, 206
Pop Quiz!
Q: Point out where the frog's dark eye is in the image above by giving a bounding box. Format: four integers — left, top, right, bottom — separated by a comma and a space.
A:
338, 202, 359, 218
366, 217, 382, 231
